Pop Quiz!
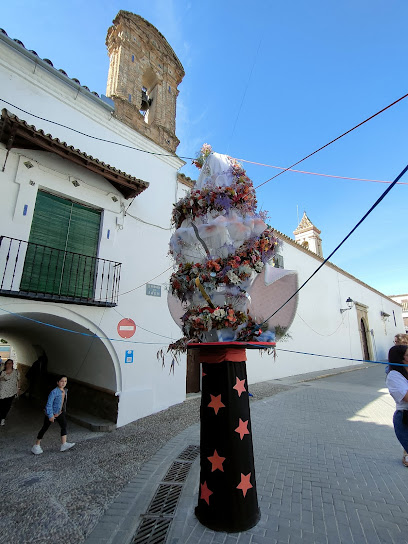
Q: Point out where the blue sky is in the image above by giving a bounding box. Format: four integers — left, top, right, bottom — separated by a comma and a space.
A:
2, 0, 408, 296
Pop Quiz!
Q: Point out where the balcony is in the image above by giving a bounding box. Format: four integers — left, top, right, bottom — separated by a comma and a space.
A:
0, 236, 121, 307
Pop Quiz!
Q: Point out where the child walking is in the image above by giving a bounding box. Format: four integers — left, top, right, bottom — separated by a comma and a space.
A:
31, 375, 75, 454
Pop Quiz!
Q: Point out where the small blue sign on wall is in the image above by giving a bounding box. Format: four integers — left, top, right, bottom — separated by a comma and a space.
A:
125, 350, 134, 364
146, 283, 161, 297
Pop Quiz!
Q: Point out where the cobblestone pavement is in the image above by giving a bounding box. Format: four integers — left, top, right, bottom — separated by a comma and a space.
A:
3, 363, 403, 544
0, 366, 292, 544
167, 365, 408, 544
84, 363, 408, 544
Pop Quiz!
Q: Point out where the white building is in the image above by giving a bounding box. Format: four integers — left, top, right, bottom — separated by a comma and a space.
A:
0, 14, 403, 428
0, 15, 187, 427
388, 294, 408, 333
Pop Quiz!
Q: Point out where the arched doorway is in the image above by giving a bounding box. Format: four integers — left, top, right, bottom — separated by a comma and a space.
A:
360, 318, 370, 360
0, 304, 120, 424
355, 301, 372, 361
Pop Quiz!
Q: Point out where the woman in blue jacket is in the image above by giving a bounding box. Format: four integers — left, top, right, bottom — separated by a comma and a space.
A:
31, 375, 75, 454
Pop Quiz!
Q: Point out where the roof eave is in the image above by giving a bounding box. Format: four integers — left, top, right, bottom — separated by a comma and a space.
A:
0, 109, 149, 199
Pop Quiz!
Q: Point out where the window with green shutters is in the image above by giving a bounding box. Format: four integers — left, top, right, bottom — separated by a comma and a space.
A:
20, 191, 101, 299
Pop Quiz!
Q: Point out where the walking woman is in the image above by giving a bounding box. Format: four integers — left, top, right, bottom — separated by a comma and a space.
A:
31, 375, 75, 454
0, 359, 20, 426
386, 344, 408, 466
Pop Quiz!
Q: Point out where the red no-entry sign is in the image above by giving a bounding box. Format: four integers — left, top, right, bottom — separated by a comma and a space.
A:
117, 318, 136, 338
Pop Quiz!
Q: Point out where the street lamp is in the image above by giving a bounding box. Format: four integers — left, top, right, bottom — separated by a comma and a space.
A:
340, 297, 354, 313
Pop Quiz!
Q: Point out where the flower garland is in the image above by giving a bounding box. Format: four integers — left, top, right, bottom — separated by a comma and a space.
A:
172, 157, 258, 229
170, 228, 279, 301
181, 304, 248, 337
162, 144, 280, 361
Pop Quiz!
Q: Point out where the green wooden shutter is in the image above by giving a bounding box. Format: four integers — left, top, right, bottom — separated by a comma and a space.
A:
21, 191, 101, 299
59, 202, 101, 298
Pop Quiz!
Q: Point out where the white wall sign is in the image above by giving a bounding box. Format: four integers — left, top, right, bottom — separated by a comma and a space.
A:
146, 283, 161, 297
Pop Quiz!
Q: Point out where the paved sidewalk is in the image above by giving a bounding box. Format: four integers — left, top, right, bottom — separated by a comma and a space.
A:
85, 364, 408, 544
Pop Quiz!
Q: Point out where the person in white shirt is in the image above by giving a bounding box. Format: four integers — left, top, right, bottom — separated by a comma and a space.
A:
386, 344, 408, 466
0, 359, 20, 425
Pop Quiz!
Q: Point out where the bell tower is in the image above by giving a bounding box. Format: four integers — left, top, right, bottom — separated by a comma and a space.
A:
106, 11, 185, 153
293, 212, 323, 257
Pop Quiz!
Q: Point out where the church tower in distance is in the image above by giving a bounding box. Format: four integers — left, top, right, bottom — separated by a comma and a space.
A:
106, 11, 185, 153
293, 212, 323, 257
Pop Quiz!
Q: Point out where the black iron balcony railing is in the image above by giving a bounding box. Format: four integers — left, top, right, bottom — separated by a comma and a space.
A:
0, 236, 121, 306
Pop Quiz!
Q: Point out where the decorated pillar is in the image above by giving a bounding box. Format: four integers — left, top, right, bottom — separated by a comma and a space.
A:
164, 145, 298, 533
193, 344, 260, 532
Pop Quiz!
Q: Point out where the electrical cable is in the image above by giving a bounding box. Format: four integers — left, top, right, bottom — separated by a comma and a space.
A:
118, 266, 173, 296
295, 311, 346, 337
125, 211, 173, 230
3, 96, 408, 190
226, 33, 264, 154
259, 161, 408, 326
0, 98, 195, 160
0, 305, 168, 345
238, 158, 408, 186
1, 298, 402, 367
112, 307, 175, 340
275, 346, 407, 366
2, 97, 407, 340
255, 91, 408, 189
73, 305, 108, 378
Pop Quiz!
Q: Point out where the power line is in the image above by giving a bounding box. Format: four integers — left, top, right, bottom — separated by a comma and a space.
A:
118, 266, 173, 296
112, 307, 175, 340
0, 306, 168, 345
3, 95, 408, 328
3, 95, 408, 190
259, 161, 408, 326
275, 347, 407, 367
238, 158, 408, 186
0, 301, 403, 367
255, 91, 408, 189
226, 34, 264, 154
0, 98, 194, 161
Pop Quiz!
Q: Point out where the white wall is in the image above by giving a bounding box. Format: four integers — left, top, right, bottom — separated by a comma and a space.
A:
246, 239, 403, 383
0, 36, 186, 427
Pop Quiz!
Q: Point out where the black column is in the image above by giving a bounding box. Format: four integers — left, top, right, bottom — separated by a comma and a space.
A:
195, 354, 260, 532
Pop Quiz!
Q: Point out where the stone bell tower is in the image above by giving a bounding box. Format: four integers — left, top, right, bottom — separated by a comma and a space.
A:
106, 11, 185, 153
293, 212, 323, 257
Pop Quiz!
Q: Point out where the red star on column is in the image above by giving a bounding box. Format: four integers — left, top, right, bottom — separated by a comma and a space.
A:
235, 418, 250, 440
233, 377, 246, 397
200, 481, 213, 505
237, 472, 253, 497
202, 370, 206, 377
207, 449, 226, 472
208, 394, 225, 415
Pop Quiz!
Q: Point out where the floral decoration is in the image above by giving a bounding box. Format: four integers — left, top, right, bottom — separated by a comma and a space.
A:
170, 228, 279, 301
172, 163, 258, 229
162, 145, 279, 360
181, 305, 248, 337
192, 143, 212, 169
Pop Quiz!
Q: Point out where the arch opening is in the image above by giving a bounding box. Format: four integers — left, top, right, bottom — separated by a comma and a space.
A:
0, 307, 120, 424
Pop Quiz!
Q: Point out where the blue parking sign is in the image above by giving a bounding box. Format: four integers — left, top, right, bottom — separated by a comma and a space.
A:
125, 350, 134, 363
